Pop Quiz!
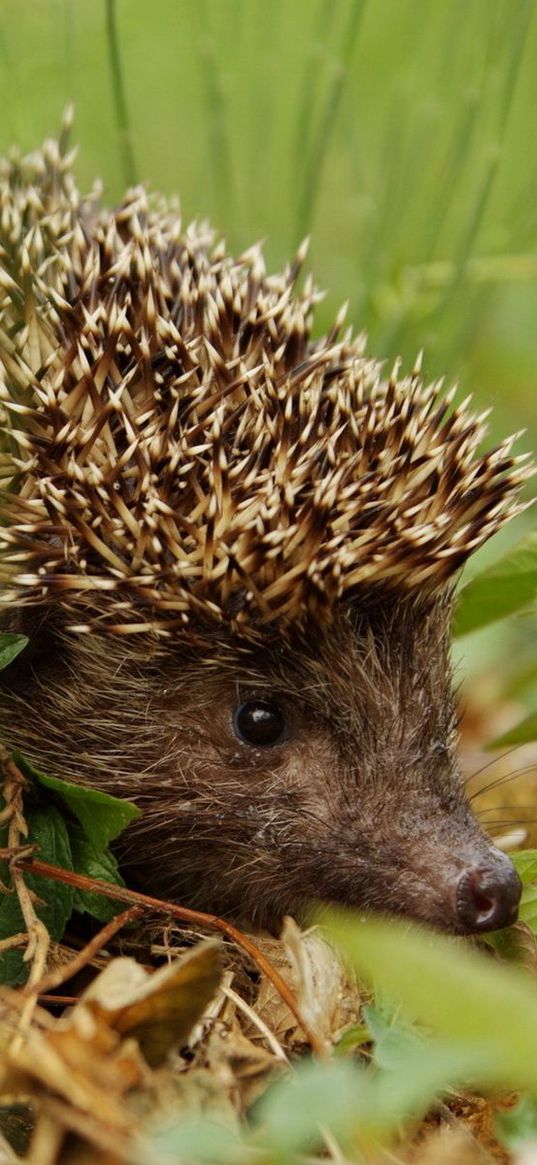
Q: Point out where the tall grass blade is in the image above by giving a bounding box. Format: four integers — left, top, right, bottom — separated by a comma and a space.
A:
293, 0, 336, 178
193, 0, 233, 223
358, 1, 433, 309
295, 0, 367, 243
105, 0, 138, 187
434, 1, 533, 319
63, 0, 75, 105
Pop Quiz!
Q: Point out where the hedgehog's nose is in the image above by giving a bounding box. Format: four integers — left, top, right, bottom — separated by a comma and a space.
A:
455, 855, 522, 933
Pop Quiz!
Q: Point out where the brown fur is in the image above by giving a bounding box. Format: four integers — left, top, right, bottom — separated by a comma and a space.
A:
0, 592, 505, 930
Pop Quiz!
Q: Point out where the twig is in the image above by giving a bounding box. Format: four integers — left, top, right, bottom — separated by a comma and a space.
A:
12, 854, 327, 1057
37, 995, 79, 1006
28, 1095, 133, 1164
25, 1110, 64, 1165
0, 751, 50, 1045
221, 983, 289, 1062
23, 905, 143, 998
0, 932, 27, 954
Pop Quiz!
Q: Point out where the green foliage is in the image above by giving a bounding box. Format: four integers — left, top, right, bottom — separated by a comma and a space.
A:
509, 850, 537, 934
0, 757, 140, 985
148, 1047, 491, 1165
0, 634, 28, 671
361, 1001, 426, 1070
68, 827, 125, 923
0, 804, 74, 986
149, 1119, 246, 1165
518, 883, 537, 934
512, 848, 537, 886
453, 531, 537, 637
334, 1022, 370, 1055
146, 907, 537, 1164
453, 532, 537, 743
325, 910, 537, 1094
16, 754, 139, 850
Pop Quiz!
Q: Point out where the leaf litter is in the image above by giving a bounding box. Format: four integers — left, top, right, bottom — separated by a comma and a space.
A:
1, 753, 536, 1163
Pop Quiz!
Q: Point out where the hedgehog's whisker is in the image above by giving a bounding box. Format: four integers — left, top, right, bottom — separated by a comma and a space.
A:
463, 742, 531, 788
468, 763, 537, 803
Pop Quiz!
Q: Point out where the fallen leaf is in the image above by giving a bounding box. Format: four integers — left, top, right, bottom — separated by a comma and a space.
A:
81, 941, 222, 1066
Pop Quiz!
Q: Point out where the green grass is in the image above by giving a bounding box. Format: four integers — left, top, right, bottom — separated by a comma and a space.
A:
0, 0, 535, 444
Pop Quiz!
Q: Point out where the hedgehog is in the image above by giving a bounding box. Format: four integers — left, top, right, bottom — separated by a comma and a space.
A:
0, 126, 532, 935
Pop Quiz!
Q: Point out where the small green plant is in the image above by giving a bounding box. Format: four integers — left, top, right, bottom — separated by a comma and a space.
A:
0, 633, 140, 986
146, 908, 537, 1164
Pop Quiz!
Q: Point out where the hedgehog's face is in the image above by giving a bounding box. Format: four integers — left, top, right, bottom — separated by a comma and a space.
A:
127, 594, 518, 933
0, 593, 520, 934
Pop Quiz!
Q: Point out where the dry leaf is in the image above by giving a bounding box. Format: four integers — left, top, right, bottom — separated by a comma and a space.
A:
253, 919, 361, 1047
79, 940, 223, 1067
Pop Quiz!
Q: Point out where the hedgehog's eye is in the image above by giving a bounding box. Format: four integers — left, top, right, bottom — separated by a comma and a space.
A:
233, 700, 286, 747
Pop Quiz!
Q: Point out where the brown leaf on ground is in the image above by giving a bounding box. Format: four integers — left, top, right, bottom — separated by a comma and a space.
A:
80, 940, 222, 1067
0, 940, 225, 1161
407, 1094, 518, 1165
252, 918, 362, 1049
0, 990, 147, 1160
203, 1003, 286, 1113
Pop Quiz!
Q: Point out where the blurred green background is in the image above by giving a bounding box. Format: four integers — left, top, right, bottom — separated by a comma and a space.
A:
0, 0, 536, 688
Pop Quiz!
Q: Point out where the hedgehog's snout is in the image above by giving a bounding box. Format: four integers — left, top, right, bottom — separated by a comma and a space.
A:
452, 850, 521, 933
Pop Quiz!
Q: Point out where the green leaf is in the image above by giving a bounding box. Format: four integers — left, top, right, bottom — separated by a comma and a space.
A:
503, 658, 537, 700
150, 1118, 247, 1165
511, 849, 537, 886
152, 1048, 484, 1163
324, 909, 537, 1096
453, 532, 537, 637
508, 851, 537, 935
518, 885, 537, 934
14, 753, 140, 848
68, 826, 126, 922
254, 1058, 370, 1157
0, 633, 28, 671
363, 1040, 496, 1136
0, 805, 74, 986
0, 757, 136, 981
489, 711, 537, 748
363, 1002, 426, 1071
334, 1022, 371, 1055
27, 806, 75, 932
256, 1043, 493, 1156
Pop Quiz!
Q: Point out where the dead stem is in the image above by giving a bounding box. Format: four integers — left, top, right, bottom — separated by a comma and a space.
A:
24, 905, 143, 998
11, 853, 328, 1058
0, 750, 50, 1046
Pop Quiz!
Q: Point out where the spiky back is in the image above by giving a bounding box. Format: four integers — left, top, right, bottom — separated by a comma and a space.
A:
0, 135, 530, 635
